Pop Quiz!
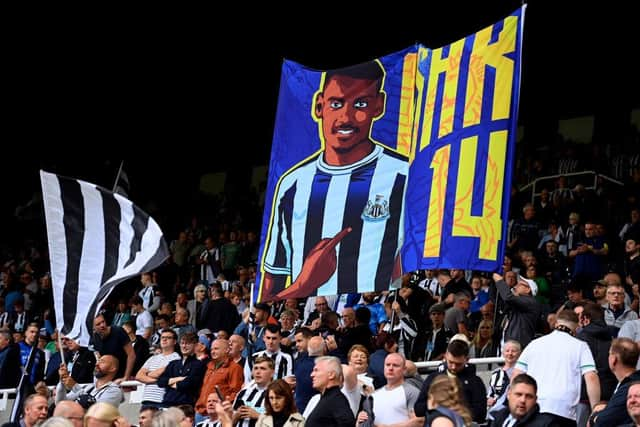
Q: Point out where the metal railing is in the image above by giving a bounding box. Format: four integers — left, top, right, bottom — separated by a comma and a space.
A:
0, 357, 505, 417
519, 170, 624, 204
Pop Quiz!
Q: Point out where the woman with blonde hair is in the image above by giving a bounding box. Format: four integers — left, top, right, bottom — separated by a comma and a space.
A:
426, 375, 471, 427
256, 379, 304, 427
84, 402, 130, 427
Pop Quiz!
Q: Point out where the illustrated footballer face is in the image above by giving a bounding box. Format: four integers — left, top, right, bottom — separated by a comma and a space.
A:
315, 75, 384, 154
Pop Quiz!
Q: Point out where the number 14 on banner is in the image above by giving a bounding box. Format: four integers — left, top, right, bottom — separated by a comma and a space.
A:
423, 130, 507, 262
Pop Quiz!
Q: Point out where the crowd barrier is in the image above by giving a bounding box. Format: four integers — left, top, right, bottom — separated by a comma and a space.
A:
0, 356, 504, 424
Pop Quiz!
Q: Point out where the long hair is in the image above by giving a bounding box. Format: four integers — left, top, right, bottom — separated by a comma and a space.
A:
84, 402, 121, 427
427, 375, 472, 427
265, 379, 297, 416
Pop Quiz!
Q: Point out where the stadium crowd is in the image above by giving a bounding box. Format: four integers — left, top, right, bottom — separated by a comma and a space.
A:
1, 137, 640, 427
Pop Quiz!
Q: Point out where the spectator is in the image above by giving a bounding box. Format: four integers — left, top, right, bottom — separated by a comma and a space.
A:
425, 375, 472, 427
92, 314, 135, 381
415, 340, 486, 423
232, 356, 275, 427
256, 379, 304, 427
624, 381, 640, 427
195, 339, 244, 418
135, 328, 181, 408
244, 324, 293, 385
122, 320, 150, 377
52, 401, 85, 427
138, 406, 159, 427
0, 329, 21, 388
158, 331, 206, 407
305, 356, 355, 427
512, 309, 600, 425
56, 354, 124, 408
6, 394, 48, 427
592, 337, 640, 426
489, 373, 555, 426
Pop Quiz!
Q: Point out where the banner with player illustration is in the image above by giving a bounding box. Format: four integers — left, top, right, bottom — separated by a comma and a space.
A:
256, 7, 524, 301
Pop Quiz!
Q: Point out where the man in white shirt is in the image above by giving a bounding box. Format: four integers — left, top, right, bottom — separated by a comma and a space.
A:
136, 328, 181, 406
358, 352, 422, 427
512, 309, 600, 425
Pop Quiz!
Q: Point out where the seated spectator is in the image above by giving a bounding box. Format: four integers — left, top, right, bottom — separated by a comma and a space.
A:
55, 354, 123, 408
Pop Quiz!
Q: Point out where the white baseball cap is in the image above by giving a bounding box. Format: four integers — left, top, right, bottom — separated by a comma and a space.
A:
518, 276, 538, 297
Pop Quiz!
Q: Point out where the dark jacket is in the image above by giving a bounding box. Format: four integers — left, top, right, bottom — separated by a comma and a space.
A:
496, 280, 541, 349
412, 327, 453, 361
305, 385, 355, 427
490, 403, 556, 426
576, 320, 617, 401
0, 343, 22, 388
415, 364, 486, 422
201, 297, 241, 336
45, 347, 96, 385
594, 370, 640, 427
158, 354, 205, 406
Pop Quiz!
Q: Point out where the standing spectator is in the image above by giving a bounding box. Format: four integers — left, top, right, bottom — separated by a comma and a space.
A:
570, 221, 608, 282
412, 303, 453, 362
415, 340, 487, 423
364, 353, 421, 427
139, 272, 161, 314
603, 283, 638, 336
256, 379, 304, 427
305, 356, 355, 427
201, 287, 241, 337
424, 375, 472, 427
493, 273, 541, 350
122, 320, 150, 377
487, 340, 522, 419
111, 299, 131, 327
229, 334, 246, 367
18, 323, 45, 385
512, 310, 600, 425
173, 308, 197, 340
232, 356, 275, 427
489, 373, 555, 426
244, 325, 293, 385
135, 328, 181, 408
46, 336, 95, 386
188, 283, 209, 329
158, 331, 206, 407
591, 337, 640, 426
0, 330, 21, 388
197, 392, 225, 427
195, 339, 244, 418
576, 302, 617, 404
131, 296, 153, 341
92, 313, 136, 381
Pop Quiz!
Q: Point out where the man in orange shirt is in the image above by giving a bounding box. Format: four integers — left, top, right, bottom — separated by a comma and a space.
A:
195, 338, 244, 418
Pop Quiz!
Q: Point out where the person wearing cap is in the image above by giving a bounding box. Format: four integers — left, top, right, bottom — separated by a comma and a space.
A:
411, 303, 453, 362
493, 272, 541, 350
195, 333, 212, 362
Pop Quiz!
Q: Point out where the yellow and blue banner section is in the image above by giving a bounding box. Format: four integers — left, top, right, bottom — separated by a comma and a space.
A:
256, 7, 524, 301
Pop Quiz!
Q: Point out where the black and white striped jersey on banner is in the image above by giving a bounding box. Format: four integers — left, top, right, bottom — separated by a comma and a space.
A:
40, 170, 169, 347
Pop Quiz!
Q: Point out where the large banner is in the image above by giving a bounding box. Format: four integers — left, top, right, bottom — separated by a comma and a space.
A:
257, 7, 524, 301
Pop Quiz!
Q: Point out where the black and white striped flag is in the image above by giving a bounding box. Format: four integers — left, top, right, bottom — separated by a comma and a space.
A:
40, 170, 169, 346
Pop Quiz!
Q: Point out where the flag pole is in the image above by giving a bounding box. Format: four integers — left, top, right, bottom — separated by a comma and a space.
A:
11, 343, 37, 423
57, 329, 66, 366
113, 160, 125, 192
